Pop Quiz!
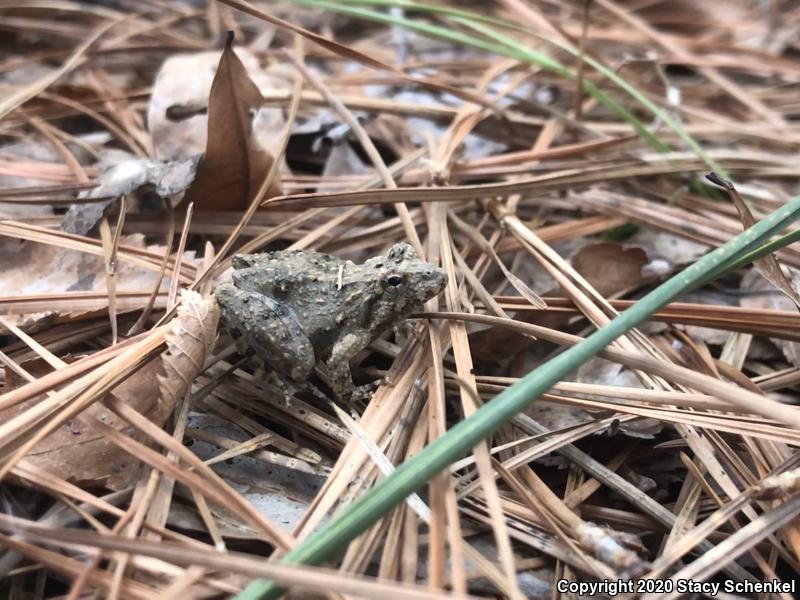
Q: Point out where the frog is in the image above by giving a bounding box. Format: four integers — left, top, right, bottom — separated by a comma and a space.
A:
215, 243, 446, 403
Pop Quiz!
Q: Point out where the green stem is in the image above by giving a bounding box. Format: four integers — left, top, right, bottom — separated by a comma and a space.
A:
238, 195, 800, 600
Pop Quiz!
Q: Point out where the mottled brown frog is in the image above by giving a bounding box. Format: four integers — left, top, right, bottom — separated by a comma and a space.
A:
215, 243, 445, 402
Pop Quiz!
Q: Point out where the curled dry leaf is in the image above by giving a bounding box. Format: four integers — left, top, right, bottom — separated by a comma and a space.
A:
706, 172, 800, 308
63, 151, 199, 235
158, 289, 220, 406
5, 292, 217, 490
181, 33, 283, 211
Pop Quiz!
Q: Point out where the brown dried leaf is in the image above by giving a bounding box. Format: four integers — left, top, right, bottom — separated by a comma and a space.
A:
11, 359, 162, 490
5, 293, 217, 490
570, 241, 649, 298
706, 172, 800, 308
158, 290, 220, 406
0, 234, 195, 322
183, 33, 281, 211
147, 48, 288, 161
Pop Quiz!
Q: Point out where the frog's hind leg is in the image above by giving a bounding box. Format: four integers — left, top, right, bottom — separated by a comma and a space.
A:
216, 284, 316, 383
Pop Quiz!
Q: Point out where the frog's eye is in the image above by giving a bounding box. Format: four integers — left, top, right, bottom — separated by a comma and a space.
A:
381, 273, 407, 293
388, 245, 404, 262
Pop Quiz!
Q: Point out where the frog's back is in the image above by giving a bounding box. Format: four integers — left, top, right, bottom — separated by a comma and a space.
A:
233, 249, 344, 294
231, 249, 358, 345
234, 248, 343, 275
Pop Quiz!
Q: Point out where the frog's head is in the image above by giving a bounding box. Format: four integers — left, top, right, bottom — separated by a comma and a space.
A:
368, 243, 446, 315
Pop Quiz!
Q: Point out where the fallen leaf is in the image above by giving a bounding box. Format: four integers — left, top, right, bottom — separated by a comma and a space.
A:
629, 230, 706, 271
182, 414, 320, 532
681, 289, 740, 345
0, 136, 96, 221
570, 241, 649, 298
182, 32, 282, 211
63, 151, 199, 235
569, 358, 661, 439
147, 46, 288, 161
6, 358, 162, 490
159, 290, 220, 407
0, 233, 196, 322
4, 292, 219, 489
522, 358, 662, 468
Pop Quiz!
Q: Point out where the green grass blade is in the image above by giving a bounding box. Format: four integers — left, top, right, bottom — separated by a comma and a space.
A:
289, 0, 671, 152
452, 14, 670, 152
304, 0, 521, 30
237, 194, 800, 599
289, 0, 727, 171
452, 15, 723, 170
730, 228, 800, 270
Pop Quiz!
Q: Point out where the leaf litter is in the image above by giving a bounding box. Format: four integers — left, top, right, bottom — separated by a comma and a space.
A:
1, 1, 800, 598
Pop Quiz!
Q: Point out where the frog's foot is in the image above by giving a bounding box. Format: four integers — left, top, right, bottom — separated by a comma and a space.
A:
302, 380, 332, 404
271, 374, 330, 406
351, 377, 385, 402
269, 373, 299, 406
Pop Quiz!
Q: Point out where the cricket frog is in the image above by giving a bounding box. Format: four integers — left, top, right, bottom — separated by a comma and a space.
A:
215, 243, 446, 402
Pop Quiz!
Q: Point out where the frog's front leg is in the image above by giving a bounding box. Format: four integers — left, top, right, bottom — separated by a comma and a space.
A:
271, 372, 329, 405
326, 332, 371, 403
